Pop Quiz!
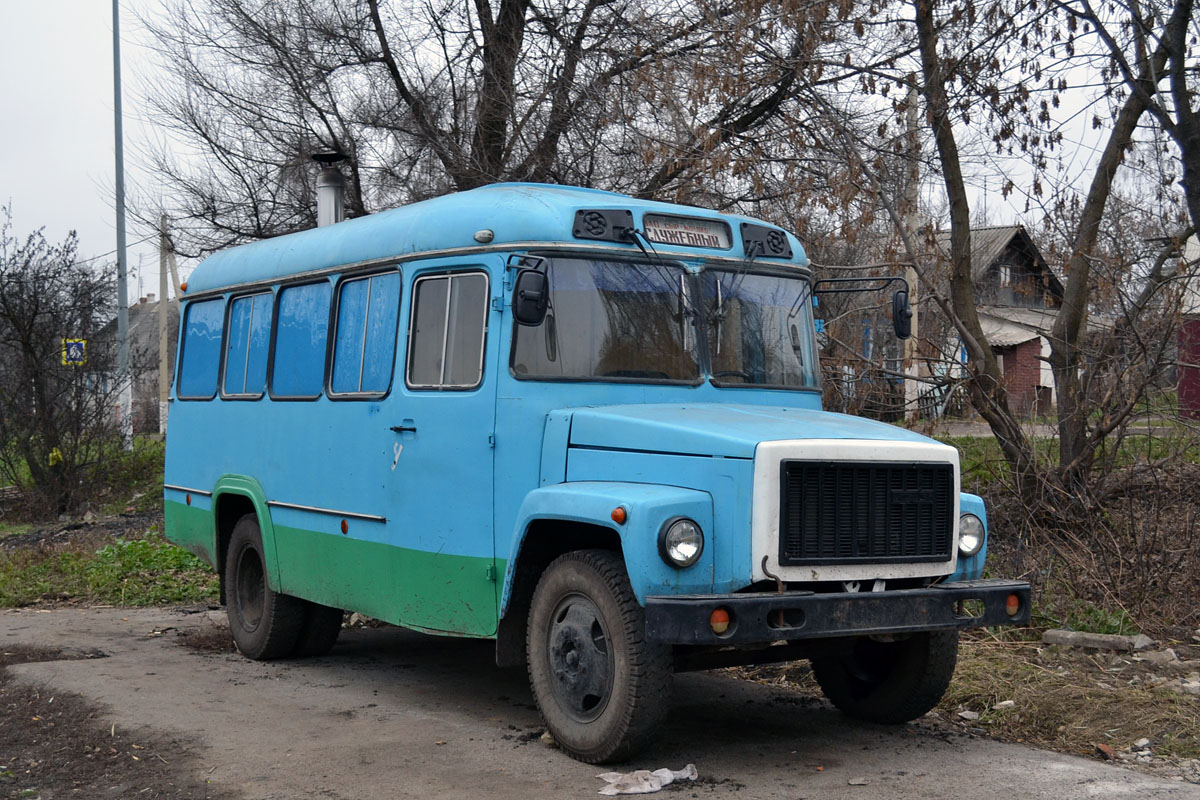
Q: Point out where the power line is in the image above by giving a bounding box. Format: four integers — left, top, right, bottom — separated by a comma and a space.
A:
68, 233, 157, 268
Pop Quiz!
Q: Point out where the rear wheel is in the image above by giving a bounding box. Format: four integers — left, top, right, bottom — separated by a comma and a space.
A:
810, 631, 959, 723
526, 550, 672, 764
225, 514, 305, 660
292, 602, 344, 657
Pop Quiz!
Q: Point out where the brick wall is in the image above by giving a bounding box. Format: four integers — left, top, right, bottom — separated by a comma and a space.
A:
1000, 337, 1045, 415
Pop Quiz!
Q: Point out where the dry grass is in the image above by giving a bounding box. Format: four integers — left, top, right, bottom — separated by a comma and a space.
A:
943, 635, 1200, 759
741, 631, 1200, 766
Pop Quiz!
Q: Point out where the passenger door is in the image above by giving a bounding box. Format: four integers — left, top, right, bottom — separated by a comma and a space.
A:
388, 266, 498, 635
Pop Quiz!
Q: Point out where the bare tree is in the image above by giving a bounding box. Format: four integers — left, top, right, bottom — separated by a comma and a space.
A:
142, 1, 807, 253
0, 208, 119, 514
1047, 0, 1200, 232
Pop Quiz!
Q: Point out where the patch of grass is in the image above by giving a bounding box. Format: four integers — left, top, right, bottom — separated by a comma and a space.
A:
0, 520, 32, 539
1057, 600, 1138, 636
938, 435, 1007, 490
0, 527, 217, 607
942, 636, 1200, 759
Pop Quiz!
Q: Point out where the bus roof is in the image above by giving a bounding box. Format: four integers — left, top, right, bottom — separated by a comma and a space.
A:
184, 183, 808, 295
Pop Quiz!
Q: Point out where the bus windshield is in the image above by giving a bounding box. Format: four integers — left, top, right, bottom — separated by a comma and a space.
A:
703, 269, 819, 389
510, 257, 818, 389
511, 258, 699, 382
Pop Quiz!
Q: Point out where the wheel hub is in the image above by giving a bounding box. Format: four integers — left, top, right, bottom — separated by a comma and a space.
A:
234, 548, 265, 632
546, 595, 613, 723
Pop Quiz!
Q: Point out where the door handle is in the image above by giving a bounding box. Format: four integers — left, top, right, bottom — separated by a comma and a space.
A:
390, 424, 417, 433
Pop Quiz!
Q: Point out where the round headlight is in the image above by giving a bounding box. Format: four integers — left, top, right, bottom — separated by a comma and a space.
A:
958, 513, 985, 558
658, 517, 704, 568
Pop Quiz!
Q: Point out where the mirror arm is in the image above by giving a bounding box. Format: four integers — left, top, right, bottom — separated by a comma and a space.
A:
812, 276, 910, 295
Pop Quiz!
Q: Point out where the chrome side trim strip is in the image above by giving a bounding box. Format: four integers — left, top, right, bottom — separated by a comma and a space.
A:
266, 500, 387, 523
163, 484, 212, 496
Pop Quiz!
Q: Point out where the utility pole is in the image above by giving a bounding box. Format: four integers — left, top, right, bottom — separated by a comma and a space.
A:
158, 215, 170, 436
112, 0, 132, 449
903, 75, 921, 419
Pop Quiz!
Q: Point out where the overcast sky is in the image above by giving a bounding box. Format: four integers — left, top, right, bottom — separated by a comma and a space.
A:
0, 0, 170, 301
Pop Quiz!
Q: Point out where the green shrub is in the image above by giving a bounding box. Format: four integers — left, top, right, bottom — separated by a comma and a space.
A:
0, 528, 217, 607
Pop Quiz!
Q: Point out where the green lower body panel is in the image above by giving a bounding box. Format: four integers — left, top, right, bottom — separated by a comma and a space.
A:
273, 525, 501, 638
164, 500, 217, 568
165, 500, 500, 638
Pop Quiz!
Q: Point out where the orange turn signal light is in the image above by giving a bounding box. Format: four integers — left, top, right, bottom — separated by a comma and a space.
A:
611, 506, 627, 525
710, 608, 731, 635
340, 519, 349, 535
1005, 593, 1021, 617
180, 281, 188, 292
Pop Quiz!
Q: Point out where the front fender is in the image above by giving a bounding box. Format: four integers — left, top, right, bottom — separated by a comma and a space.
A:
949, 492, 988, 582
502, 482, 715, 610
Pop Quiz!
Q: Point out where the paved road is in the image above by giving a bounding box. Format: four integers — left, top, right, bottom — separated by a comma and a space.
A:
2, 607, 1197, 799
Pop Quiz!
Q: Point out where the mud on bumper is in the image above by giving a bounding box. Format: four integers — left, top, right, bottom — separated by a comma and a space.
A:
644, 578, 1031, 646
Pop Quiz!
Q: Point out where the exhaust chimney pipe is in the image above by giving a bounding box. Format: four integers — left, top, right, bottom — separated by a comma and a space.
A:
313, 151, 347, 227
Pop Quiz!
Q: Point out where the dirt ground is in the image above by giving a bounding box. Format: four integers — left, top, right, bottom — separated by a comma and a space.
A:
0, 644, 235, 799
5, 606, 1199, 799
2, 514, 1199, 798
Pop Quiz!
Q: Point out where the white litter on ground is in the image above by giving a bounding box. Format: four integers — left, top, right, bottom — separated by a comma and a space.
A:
595, 763, 698, 795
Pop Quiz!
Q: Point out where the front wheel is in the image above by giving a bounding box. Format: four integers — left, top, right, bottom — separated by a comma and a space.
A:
526, 550, 672, 764
810, 630, 959, 724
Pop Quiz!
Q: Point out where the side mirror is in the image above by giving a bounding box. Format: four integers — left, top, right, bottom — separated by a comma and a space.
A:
513, 268, 549, 326
892, 288, 912, 339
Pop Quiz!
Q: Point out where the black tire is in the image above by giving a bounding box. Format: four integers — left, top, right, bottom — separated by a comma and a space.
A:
526, 550, 672, 764
225, 514, 305, 660
810, 630, 959, 724
292, 602, 344, 658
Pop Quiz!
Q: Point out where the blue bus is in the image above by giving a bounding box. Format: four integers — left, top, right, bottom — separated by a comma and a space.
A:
164, 183, 1029, 763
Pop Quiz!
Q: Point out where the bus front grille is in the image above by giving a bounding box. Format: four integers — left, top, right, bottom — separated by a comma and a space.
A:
778, 461, 953, 566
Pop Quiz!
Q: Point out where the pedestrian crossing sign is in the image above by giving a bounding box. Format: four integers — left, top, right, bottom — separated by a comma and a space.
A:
61, 339, 87, 366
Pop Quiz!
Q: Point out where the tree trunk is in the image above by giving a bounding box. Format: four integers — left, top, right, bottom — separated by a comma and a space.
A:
1048, 42, 1168, 491
914, 0, 1037, 495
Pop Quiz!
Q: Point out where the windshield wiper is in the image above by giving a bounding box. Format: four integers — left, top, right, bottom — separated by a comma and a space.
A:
713, 240, 763, 323
626, 228, 699, 347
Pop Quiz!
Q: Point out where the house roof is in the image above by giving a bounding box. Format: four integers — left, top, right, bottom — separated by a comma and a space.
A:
977, 311, 1042, 347
976, 304, 1112, 347
978, 305, 1058, 335
935, 225, 1065, 298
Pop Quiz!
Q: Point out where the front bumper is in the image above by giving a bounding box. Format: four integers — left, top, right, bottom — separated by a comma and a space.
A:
644, 578, 1030, 645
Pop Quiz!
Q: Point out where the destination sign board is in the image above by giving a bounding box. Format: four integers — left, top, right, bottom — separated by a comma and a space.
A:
643, 214, 731, 249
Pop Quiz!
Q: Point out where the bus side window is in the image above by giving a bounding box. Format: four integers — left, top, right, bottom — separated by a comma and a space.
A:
406, 272, 489, 390
177, 297, 225, 400
271, 282, 332, 399
223, 292, 272, 398
329, 272, 401, 397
